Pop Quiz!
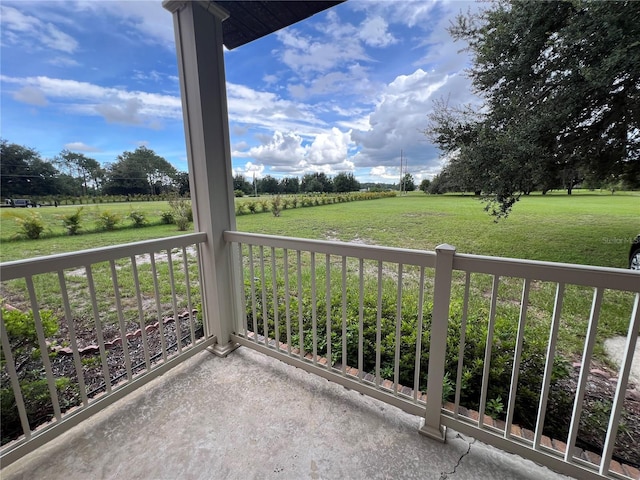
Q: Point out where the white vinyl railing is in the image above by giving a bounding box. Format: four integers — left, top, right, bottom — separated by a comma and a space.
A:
225, 231, 640, 480
0, 233, 213, 466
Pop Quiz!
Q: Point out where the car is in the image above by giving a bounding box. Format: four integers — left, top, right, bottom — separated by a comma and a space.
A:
11, 199, 33, 208
630, 235, 640, 270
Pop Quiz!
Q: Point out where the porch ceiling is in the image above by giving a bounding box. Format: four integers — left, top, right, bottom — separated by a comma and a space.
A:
215, 0, 344, 49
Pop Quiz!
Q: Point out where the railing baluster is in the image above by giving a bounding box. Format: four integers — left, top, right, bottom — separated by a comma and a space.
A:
0, 310, 32, 440
534, 282, 564, 448
358, 258, 364, 381
167, 249, 182, 355
259, 246, 268, 346
600, 292, 640, 475
297, 250, 304, 359
478, 275, 500, 426
149, 252, 168, 362
413, 266, 426, 401
271, 247, 279, 349
565, 287, 604, 464
505, 278, 531, 438
341, 255, 347, 375
183, 246, 197, 345
26, 276, 62, 420
393, 264, 403, 394
375, 260, 383, 387
326, 254, 332, 370
283, 248, 291, 355
131, 256, 151, 371
85, 265, 112, 393
248, 245, 258, 343
59, 270, 90, 403
311, 252, 317, 364
454, 272, 471, 417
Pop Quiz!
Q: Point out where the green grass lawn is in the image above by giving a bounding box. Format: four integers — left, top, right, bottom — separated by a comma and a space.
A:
235, 190, 639, 268
1, 191, 638, 266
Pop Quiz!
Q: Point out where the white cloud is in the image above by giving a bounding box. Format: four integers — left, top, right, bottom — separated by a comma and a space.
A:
64, 141, 99, 152
1, 5, 78, 53
227, 83, 326, 135
351, 69, 463, 172
358, 16, 397, 47
73, 0, 175, 49
13, 86, 48, 106
238, 127, 355, 176
1, 75, 182, 127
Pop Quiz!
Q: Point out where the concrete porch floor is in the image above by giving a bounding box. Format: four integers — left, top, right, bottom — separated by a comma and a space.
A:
1, 347, 571, 480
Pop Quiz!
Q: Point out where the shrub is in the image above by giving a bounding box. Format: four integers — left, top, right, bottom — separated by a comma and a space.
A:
234, 190, 245, 197
271, 195, 283, 217
168, 197, 192, 231
160, 210, 175, 224
128, 210, 147, 228
61, 207, 84, 235
13, 212, 45, 240
1, 306, 74, 445
246, 201, 257, 214
96, 211, 121, 231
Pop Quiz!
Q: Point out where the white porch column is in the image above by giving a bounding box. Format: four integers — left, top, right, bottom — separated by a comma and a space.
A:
164, 0, 238, 357
419, 243, 456, 442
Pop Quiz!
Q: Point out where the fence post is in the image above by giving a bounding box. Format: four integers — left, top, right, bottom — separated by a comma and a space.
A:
419, 243, 456, 442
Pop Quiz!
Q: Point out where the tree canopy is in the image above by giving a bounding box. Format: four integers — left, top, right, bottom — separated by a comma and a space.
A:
426, 0, 640, 217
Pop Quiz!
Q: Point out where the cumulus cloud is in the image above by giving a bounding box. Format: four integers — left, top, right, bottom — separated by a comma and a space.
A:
358, 16, 397, 47
236, 127, 356, 176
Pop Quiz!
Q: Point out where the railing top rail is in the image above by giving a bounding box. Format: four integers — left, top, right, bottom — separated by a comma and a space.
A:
224, 231, 437, 267
454, 253, 640, 292
225, 230, 639, 293
0, 232, 207, 281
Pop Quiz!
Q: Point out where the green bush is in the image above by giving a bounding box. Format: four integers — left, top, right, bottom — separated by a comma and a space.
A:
1, 307, 75, 445
13, 212, 45, 240
128, 210, 147, 228
234, 190, 245, 197
160, 210, 175, 224
168, 197, 192, 231
96, 211, 121, 231
271, 195, 283, 217
244, 272, 569, 433
61, 207, 84, 235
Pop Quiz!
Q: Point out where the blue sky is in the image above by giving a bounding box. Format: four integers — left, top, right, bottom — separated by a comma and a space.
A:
1, 0, 481, 184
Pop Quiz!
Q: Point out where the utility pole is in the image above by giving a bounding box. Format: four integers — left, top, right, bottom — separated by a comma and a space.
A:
400, 149, 404, 194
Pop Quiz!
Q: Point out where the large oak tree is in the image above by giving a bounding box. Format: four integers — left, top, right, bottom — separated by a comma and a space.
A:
427, 0, 640, 217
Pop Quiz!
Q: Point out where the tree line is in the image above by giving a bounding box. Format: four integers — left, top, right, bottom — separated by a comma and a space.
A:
234, 172, 412, 196
0, 140, 189, 199
425, 1, 640, 216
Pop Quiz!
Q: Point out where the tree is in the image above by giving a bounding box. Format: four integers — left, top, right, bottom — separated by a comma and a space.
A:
301, 172, 333, 193
258, 175, 280, 194
279, 176, 300, 194
419, 178, 431, 193
333, 172, 361, 193
0, 140, 62, 197
103, 147, 177, 196
174, 172, 190, 196
233, 175, 253, 195
55, 150, 104, 195
427, 1, 640, 217
400, 173, 415, 192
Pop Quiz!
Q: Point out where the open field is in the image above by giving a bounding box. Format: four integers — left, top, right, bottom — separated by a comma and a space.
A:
1, 191, 638, 266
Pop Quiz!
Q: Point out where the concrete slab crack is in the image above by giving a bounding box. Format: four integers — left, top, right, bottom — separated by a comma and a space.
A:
440, 434, 476, 479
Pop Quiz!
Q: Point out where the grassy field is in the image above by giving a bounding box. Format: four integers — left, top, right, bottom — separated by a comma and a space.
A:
1, 191, 638, 266
235, 190, 639, 268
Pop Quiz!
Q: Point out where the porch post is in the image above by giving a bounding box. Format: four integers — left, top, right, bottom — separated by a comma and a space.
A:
163, 0, 238, 356
419, 244, 456, 442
